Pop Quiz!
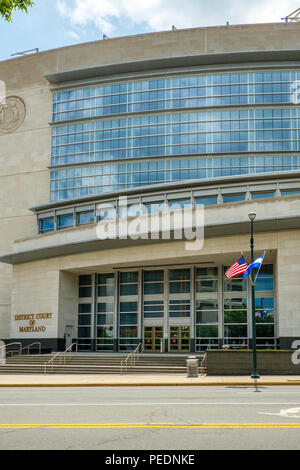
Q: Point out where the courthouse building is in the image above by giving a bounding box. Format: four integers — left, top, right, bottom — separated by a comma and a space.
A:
0, 22, 300, 352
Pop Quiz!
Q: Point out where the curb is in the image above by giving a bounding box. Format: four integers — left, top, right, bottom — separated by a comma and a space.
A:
0, 381, 299, 387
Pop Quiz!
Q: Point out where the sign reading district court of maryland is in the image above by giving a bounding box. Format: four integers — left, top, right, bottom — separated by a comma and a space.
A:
0, 96, 26, 133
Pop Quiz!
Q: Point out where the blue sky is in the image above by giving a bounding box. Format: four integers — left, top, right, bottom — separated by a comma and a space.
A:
0, 0, 299, 61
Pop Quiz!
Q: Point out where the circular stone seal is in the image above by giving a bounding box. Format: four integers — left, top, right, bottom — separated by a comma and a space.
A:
0, 96, 26, 133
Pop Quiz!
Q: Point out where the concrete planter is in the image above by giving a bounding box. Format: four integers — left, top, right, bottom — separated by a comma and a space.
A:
206, 350, 300, 375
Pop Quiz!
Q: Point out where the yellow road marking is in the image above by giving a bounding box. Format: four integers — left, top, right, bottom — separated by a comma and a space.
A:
0, 423, 300, 429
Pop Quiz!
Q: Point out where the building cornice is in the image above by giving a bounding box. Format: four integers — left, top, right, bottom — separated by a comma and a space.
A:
45, 50, 300, 85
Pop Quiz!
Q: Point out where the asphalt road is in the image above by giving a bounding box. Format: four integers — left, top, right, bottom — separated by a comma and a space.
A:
0, 386, 300, 450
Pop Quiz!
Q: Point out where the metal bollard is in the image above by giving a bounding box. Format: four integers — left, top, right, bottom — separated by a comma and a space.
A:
186, 356, 199, 378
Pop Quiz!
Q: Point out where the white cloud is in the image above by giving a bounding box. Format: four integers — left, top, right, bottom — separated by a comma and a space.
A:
56, 0, 300, 35
65, 30, 80, 40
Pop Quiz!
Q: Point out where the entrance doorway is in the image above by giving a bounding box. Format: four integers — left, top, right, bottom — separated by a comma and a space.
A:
169, 326, 190, 352
143, 326, 163, 352
65, 325, 73, 350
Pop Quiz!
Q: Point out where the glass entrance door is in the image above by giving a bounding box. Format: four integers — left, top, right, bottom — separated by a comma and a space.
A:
144, 327, 163, 352
169, 326, 190, 352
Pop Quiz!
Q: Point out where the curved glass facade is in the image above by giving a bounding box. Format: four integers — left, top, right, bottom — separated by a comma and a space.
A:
51, 154, 300, 200
51, 69, 300, 201
53, 71, 297, 122
52, 108, 300, 167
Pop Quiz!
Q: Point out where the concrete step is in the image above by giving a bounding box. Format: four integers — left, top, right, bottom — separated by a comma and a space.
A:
6, 356, 195, 366
2, 353, 205, 375
0, 364, 194, 374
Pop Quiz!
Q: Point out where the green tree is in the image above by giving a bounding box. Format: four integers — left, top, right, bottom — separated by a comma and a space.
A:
0, 0, 34, 22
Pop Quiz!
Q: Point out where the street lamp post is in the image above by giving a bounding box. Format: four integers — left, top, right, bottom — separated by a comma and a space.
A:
248, 212, 260, 380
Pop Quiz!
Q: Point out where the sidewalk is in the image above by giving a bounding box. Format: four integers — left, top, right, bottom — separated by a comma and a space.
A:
0, 374, 300, 387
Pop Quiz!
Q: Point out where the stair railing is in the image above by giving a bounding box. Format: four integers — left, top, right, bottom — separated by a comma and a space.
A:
0, 342, 22, 358
121, 342, 142, 374
44, 351, 62, 374
20, 342, 42, 355
62, 342, 78, 365
199, 353, 207, 375
44, 342, 78, 374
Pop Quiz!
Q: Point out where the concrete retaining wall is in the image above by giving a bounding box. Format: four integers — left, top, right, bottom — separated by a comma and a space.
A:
206, 350, 300, 375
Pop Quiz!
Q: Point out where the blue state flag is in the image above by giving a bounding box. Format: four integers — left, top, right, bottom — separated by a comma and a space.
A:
243, 253, 265, 279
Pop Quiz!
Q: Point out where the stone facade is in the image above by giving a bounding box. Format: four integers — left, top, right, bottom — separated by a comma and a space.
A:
1, 23, 300, 350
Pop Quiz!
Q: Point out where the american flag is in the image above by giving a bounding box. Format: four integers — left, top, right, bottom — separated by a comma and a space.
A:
225, 256, 248, 280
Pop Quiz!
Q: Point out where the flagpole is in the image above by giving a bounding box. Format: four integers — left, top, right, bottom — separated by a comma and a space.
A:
248, 212, 260, 380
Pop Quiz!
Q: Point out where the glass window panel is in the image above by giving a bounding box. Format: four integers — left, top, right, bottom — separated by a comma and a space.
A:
169, 282, 190, 294
144, 283, 164, 294
196, 299, 218, 310
252, 191, 275, 199
58, 214, 74, 229
97, 314, 113, 325
256, 324, 274, 337
79, 286, 92, 298
224, 277, 247, 292
120, 301, 138, 312
224, 297, 247, 309
77, 211, 94, 225
224, 325, 247, 338
196, 279, 218, 292
120, 272, 138, 283
258, 264, 273, 275
78, 303, 91, 313
196, 311, 218, 323
78, 314, 91, 326
255, 297, 274, 309
224, 310, 247, 324
97, 326, 113, 338
98, 285, 114, 297
120, 313, 138, 325
78, 327, 91, 338
196, 325, 218, 337
79, 275, 92, 286
196, 267, 218, 278
98, 273, 114, 284
120, 284, 138, 296
255, 278, 274, 291
281, 189, 300, 196
120, 326, 138, 337
144, 270, 164, 282
195, 196, 218, 206
169, 268, 190, 281
40, 218, 54, 233
97, 302, 114, 312
223, 194, 245, 203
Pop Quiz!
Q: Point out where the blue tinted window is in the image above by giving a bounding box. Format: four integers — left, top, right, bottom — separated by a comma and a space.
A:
223, 194, 245, 203
40, 218, 54, 234
195, 196, 218, 205
77, 211, 94, 225
281, 189, 300, 196
58, 214, 74, 229
251, 191, 275, 199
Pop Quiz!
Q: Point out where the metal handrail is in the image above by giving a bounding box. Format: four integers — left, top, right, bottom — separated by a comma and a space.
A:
199, 353, 207, 373
20, 342, 42, 355
121, 342, 142, 373
62, 342, 78, 365
44, 342, 78, 374
44, 351, 61, 374
0, 342, 22, 357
